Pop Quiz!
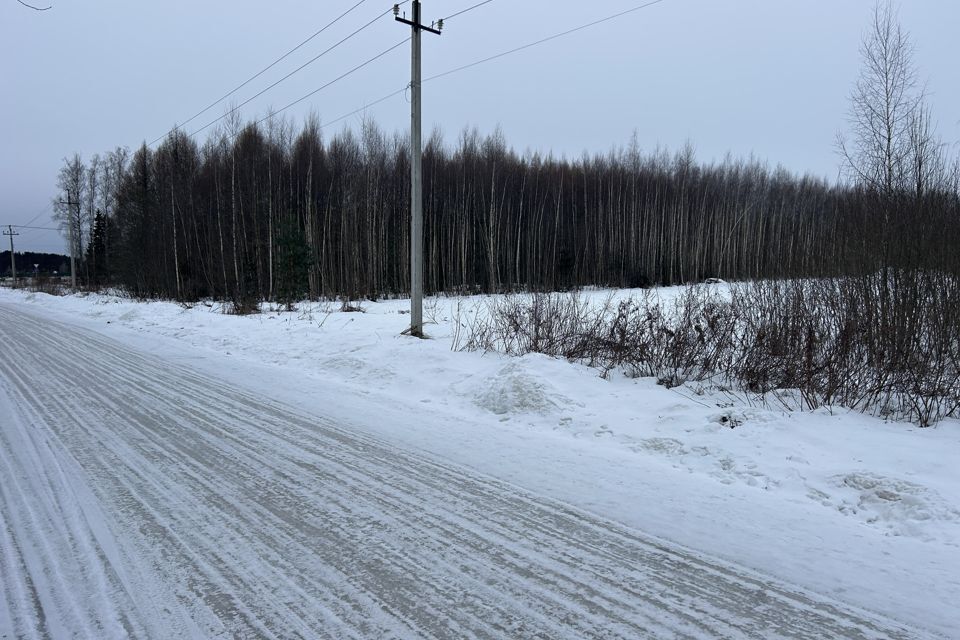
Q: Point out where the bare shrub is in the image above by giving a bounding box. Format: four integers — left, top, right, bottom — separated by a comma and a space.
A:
459, 272, 960, 427
228, 301, 260, 315
339, 297, 365, 313
29, 274, 67, 296
458, 288, 735, 381
725, 273, 960, 425
457, 292, 600, 361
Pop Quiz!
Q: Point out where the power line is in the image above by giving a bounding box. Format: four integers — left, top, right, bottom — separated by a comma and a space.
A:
319, 88, 408, 131
245, 38, 410, 135
188, 6, 402, 141
442, 0, 495, 22
308, 0, 671, 133
17, 205, 53, 230
149, 0, 394, 146
426, 0, 669, 84
19, 203, 72, 238
7, 222, 48, 244
184, 0, 670, 145
21, 212, 47, 227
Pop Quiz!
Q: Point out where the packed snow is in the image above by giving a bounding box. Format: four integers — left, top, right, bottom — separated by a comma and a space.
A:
1, 286, 958, 637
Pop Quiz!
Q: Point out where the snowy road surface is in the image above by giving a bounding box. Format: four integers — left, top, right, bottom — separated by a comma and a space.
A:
0, 303, 931, 639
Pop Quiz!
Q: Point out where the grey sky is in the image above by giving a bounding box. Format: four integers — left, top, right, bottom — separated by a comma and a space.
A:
2, 0, 958, 254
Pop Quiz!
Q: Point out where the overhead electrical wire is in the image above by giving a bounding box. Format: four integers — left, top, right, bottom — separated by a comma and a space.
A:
148, 0, 381, 145
314, 0, 669, 130
10, 206, 66, 246
239, 38, 410, 139
318, 87, 408, 131
187, 5, 403, 140
10, 225, 60, 246
14, 205, 68, 246
309, 0, 499, 131
152, 0, 373, 144
425, 0, 668, 84
148, 0, 409, 146
155, 0, 495, 144
442, 0, 495, 22
18, 207, 52, 229
155, 0, 668, 143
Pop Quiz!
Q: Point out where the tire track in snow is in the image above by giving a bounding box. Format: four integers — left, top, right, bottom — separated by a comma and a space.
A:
0, 374, 139, 638
0, 304, 937, 639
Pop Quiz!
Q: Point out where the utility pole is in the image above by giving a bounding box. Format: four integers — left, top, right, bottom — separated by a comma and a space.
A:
3, 225, 18, 287
58, 197, 79, 288
395, 2, 441, 337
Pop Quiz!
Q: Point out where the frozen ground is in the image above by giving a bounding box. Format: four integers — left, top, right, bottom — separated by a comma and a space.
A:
0, 286, 957, 638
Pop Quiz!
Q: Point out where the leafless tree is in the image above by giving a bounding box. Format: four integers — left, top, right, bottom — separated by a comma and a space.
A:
838, 1, 922, 197
53, 154, 87, 270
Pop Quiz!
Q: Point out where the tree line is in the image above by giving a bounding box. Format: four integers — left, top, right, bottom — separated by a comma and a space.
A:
1, 251, 69, 278
52, 119, 959, 305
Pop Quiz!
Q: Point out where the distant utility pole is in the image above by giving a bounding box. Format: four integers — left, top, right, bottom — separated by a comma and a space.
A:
3, 225, 19, 287
395, 2, 442, 337
58, 198, 79, 288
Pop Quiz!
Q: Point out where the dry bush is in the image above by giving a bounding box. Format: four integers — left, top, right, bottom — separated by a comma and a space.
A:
456, 292, 601, 361
28, 274, 67, 296
339, 297, 365, 313
457, 288, 736, 381
730, 273, 960, 425
459, 272, 960, 427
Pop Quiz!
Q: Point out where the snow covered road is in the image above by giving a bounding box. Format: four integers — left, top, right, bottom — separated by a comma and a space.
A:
0, 303, 933, 639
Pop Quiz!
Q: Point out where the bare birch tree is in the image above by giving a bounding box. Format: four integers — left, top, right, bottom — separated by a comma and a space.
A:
838, 1, 921, 197
53, 154, 87, 273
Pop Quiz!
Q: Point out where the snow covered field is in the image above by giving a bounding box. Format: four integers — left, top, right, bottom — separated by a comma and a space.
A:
1, 286, 958, 638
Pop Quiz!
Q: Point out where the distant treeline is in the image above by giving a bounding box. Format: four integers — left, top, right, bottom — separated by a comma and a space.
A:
1, 251, 69, 278
52, 118, 960, 303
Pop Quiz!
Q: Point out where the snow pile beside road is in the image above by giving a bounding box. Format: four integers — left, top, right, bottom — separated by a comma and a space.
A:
824, 472, 960, 540
465, 357, 572, 417
2, 286, 959, 636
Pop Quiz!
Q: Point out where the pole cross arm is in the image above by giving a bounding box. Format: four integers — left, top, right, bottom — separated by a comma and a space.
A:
394, 17, 442, 35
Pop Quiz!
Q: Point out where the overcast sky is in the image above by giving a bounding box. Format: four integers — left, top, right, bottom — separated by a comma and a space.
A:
2, 0, 958, 254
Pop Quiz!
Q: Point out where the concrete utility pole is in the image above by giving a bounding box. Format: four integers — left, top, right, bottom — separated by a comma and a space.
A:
395, 2, 441, 337
3, 225, 19, 287
58, 198, 79, 288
